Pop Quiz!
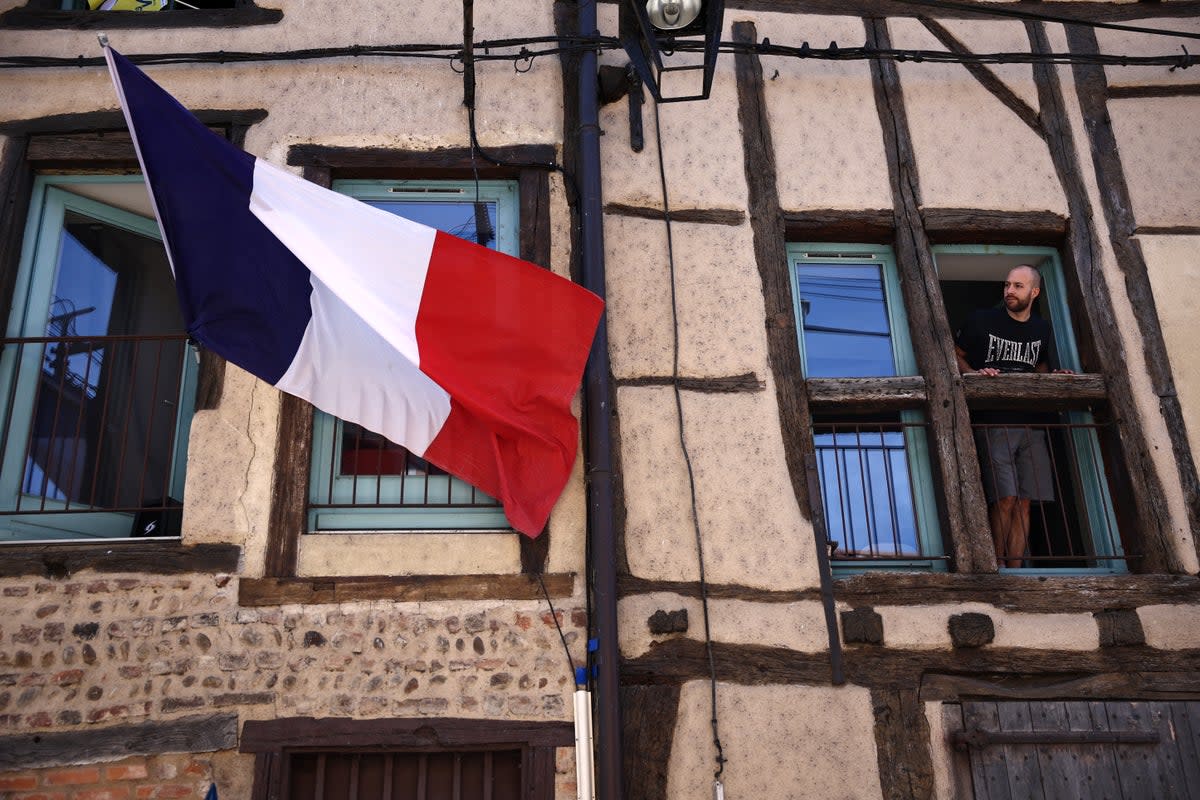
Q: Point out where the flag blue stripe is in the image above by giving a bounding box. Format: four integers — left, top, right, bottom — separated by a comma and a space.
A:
112, 51, 312, 385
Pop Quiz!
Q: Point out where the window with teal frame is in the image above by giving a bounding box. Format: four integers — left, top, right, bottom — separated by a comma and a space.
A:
787, 243, 945, 572
0, 175, 197, 541
307, 180, 517, 532
934, 244, 1124, 574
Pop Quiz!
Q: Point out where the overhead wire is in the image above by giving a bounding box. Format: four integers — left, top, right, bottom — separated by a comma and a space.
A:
2, 30, 1197, 70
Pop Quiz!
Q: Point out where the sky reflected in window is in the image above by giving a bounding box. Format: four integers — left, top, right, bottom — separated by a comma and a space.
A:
796, 263, 895, 377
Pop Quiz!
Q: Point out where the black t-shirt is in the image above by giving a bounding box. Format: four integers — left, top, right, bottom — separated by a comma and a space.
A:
956, 307, 1057, 423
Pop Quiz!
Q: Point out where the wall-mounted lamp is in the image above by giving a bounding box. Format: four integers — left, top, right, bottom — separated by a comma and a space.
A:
620, 0, 725, 103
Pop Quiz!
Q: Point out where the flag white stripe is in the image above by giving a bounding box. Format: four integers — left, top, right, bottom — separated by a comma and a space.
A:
275, 273, 452, 457
248, 159, 436, 368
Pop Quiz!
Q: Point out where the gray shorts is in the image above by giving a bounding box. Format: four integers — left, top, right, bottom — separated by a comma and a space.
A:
975, 427, 1055, 503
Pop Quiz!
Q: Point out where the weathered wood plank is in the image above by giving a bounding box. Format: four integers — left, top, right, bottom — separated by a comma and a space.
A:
621, 685, 681, 800
604, 203, 745, 226
287, 144, 557, 175
733, 21, 818, 526
0, 542, 240, 578
783, 209, 894, 243
1108, 83, 1200, 100
922, 671, 1200, 702
0, 713, 237, 769
1134, 225, 1200, 236
238, 572, 575, 605
194, 348, 226, 412
962, 702, 1012, 800
997, 701, 1043, 799
618, 572, 1200, 611
961, 372, 1107, 409
241, 717, 573, 751
1163, 701, 1200, 800
922, 208, 1067, 244
0, 110, 267, 138
806, 376, 927, 410
621, 637, 1200, 690
0, 136, 33, 337
866, 15, 995, 572
615, 373, 765, 393
918, 17, 1043, 137
1067, 25, 1200, 567
871, 688, 936, 800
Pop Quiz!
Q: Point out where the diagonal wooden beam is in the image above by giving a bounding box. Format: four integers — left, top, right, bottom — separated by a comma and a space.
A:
865, 16, 997, 573
919, 16, 1044, 138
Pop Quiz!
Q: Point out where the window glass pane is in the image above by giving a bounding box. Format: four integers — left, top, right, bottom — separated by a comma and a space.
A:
814, 419, 922, 559
796, 263, 896, 377
1, 183, 196, 541
366, 200, 498, 248
27, 209, 185, 509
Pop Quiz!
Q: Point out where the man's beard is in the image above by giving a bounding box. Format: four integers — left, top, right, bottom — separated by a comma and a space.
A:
1005, 294, 1031, 313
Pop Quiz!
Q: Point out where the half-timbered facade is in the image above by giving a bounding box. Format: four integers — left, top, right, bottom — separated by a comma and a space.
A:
0, 0, 1198, 798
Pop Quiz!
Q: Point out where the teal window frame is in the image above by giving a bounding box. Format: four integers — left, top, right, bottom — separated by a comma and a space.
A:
786, 243, 945, 573
307, 180, 518, 533
933, 244, 1124, 575
0, 175, 197, 541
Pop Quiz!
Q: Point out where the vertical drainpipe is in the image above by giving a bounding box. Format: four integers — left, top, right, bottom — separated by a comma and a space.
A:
577, 0, 622, 798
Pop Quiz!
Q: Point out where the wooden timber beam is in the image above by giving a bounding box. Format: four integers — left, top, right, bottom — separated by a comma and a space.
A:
865, 16, 996, 573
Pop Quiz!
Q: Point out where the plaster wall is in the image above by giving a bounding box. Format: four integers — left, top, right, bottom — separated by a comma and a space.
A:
1138, 234, 1200, 466
617, 384, 815, 590
597, 18, 747, 212
603, 215, 766, 379
667, 681, 883, 800
878, 603, 1100, 650
1137, 603, 1200, 649
754, 12, 894, 212
1108, 97, 1200, 228
889, 17, 1067, 214
617, 592, 829, 658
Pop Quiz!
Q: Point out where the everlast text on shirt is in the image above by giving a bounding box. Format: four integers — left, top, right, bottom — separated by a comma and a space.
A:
985, 334, 1041, 370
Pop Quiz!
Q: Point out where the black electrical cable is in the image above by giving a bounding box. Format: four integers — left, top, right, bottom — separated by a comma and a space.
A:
3, 32, 1198, 70
650, 97, 727, 783
538, 572, 578, 680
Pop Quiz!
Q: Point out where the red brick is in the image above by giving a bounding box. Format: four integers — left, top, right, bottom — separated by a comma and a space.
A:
0, 774, 39, 790
105, 763, 150, 781
76, 789, 132, 800
10, 793, 68, 800
141, 785, 195, 799
182, 759, 209, 777
45, 766, 101, 785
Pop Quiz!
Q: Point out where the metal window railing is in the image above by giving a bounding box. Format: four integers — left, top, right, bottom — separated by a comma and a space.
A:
972, 419, 1124, 569
0, 334, 192, 532
812, 419, 942, 563
309, 421, 502, 512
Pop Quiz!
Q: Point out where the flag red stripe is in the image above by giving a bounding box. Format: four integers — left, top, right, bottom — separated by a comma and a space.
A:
416, 232, 603, 536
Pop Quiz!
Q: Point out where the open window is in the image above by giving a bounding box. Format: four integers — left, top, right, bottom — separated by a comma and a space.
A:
934, 245, 1123, 573
306, 180, 517, 533
788, 243, 944, 572
0, 175, 196, 541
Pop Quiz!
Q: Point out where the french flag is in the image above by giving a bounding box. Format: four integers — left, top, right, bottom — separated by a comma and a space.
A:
103, 46, 603, 537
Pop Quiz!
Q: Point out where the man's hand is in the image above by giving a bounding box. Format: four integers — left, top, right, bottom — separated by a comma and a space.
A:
975, 367, 1000, 376
1052, 368, 1074, 374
